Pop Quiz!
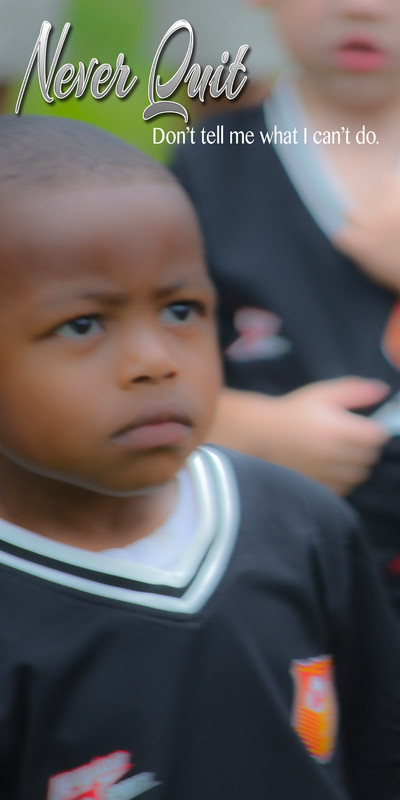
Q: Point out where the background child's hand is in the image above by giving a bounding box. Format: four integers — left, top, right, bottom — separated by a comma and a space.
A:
265, 378, 390, 495
333, 175, 400, 293
210, 378, 390, 496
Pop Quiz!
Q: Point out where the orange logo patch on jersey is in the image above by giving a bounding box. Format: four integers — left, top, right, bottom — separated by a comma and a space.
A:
290, 655, 338, 764
382, 299, 400, 370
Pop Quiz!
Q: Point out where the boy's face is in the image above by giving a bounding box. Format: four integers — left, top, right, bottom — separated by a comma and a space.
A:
251, 0, 400, 107
0, 182, 221, 496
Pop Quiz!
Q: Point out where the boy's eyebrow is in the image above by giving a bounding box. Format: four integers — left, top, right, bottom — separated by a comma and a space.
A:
36, 291, 128, 310
154, 280, 210, 298
36, 280, 212, 310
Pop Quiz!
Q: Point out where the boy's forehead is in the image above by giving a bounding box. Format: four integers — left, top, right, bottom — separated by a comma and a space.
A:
0, 181, 192, 243
0, 181, 206, 292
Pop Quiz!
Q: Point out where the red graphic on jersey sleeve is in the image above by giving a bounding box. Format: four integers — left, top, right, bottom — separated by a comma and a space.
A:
290, 655, 338, 763
47, 751, 132, 800
225, 307, 291, 361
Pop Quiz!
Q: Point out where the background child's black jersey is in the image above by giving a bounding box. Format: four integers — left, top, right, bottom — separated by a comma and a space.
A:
0, 447, 399, 799
173, 108, 400, 614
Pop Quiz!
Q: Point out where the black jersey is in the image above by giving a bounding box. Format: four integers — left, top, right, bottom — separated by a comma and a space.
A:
0, 447, 399, 800
173, 107, 400, 613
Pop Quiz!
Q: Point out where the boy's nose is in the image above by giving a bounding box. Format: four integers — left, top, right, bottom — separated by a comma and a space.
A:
117, 327, 178, 387
340, 0, 385, 18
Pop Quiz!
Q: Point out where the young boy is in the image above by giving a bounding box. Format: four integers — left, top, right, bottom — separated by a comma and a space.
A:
0, 114, 400, 800
173, 0, 400, 615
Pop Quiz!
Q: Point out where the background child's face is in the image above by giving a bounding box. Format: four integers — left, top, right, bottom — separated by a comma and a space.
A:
0, 182, 221, 495
252, 0, 400, 107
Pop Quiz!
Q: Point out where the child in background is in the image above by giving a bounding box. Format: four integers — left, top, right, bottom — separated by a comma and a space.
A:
173, 0, 400, 615
0, 114, 399, 799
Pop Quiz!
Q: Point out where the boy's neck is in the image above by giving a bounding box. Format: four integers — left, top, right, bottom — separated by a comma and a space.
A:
0, 459, 179, 552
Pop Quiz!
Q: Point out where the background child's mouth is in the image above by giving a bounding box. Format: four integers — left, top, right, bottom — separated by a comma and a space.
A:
336, 40, 387, 71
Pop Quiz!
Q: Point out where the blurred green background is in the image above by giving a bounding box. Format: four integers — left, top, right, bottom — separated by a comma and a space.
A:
6, 0, 183, 162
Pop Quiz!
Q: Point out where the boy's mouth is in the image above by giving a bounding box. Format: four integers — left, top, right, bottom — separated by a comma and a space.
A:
112, 408, 193, 451
335, 38, 387, 72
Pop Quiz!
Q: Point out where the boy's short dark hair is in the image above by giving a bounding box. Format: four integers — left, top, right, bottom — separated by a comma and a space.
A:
0, 115, 172, 199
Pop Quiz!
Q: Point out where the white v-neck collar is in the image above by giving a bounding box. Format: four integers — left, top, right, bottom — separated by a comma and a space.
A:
0, 447, 240, 615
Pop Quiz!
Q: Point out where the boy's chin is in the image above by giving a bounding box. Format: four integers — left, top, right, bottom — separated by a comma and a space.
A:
316, 71, 398, 110
0, 444, 193, 498
80, 480, 176, 499
64, 459, 187, 498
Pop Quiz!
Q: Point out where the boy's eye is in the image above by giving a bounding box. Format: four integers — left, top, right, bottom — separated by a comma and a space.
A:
55, 316, 102, 339
161, 302, 202, 325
